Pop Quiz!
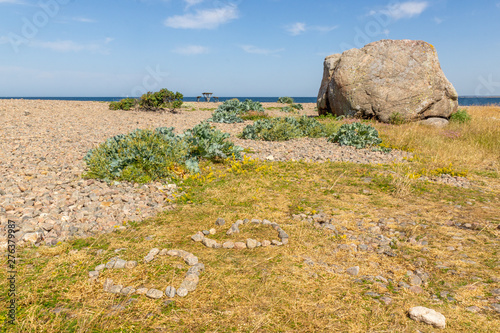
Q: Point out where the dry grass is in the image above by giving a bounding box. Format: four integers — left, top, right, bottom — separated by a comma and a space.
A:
1, 106, 499, 332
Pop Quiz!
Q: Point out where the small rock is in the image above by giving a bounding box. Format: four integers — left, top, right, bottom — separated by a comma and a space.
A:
125, 261, 137, 269
176, 287, 188, 297
271, 240, 283, 246
365, 292, 380, 297
492, 303, 500, 313
89, 271, 99, 278
234, 242, 247, 250
399, 281, 410, 289
184, 255, 198, 266
209, 228, 216, 235
380, 296, 392, 305
103, 279, 114, 292
146, 289, 163, 299
95, 264, 106, 271
202, 230, 210, 236
408, 306, 446, 329
202, 237, 217, 248
167, 250, 180, 256
215, 218, 225, 226
105, 258, 118, 269
109, 285, 123, 294
180, 275, 199, 292
223, 241, 235, 249
165, 286, 176, 298
114, 259, 127, 269
346, 266, 360, 276
191, 233, 204, 242
121, 287, 136, 295
262, 240, 271, 247
246, 238, 258, 249
409, 286, 424, 294
144, 254, 155, 263
466, 306, 481, 313
410, 275, 422, 286
136, 288, 148, 295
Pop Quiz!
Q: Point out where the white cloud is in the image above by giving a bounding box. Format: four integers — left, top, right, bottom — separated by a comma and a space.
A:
434, 17, 443, 24
72, 17, 96, 23
184, 0, 204, 9
239, 45, 284, 56
173, 45, 209, 55
286, 22, 337, 36
164, 4, 238, 29
30, 38, 113, 53
370, 1, 429, 21
286, 22, 306, 36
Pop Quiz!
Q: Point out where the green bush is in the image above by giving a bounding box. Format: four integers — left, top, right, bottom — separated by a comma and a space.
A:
208, 99, 264, 123
138, 88, 183, 111
278, 97, 294, 104
84, 123, 242, 182
450, 109, 471, 124
109, 98, 137, 111
328, 122, 382, 149
238, 116, 328, 141
389, 112, 406, 125
281, 104, 303, 113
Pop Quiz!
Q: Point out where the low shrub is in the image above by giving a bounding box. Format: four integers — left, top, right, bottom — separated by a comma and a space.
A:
328, 122, 382, 149
138, 88, 183, 111
208, 99, 264, 123
240, 111, 270, 121
238, 116, 328, 141
109, 98, 137, 111
278, 97, 294, 104
389, 112, 406, 125
109, 89, 183, 112
84, 122, 242, 183
450, 108, 472, 123
281, 104, 303, 113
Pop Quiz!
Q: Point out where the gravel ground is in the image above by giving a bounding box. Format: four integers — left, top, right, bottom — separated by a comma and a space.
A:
0, 99, 409, 248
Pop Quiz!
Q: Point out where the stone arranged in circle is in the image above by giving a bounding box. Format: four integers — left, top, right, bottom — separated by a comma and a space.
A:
92, 248, 205, 299
192, 218, 290, 249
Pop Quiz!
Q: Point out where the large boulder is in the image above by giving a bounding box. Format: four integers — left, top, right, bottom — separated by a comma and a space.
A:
317, 39, 458, 123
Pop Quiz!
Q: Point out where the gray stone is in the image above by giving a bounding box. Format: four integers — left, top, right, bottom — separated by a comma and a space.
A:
215, 218, 225, 226
143, 254, 155, 263
194, 262, 205, 272
419, 118, 449, 127
125, 261, 137, 269
492, 303, 500, 313
191, 233, 204, 242
136, 287, 148, 295
114, 259, 127, 269
251, 219, 261, 224
202, 237, 217, 248
181, 275, 199, 292
317, 39, 458, 123
165, 286, 176, 298
234, 242, 246, 249
89, 270, 99, 278
167, 249, 180, 256
109, 285, 123, 294
202, 230, 210, 235
120, 287, 136, 295
103, 278, 114, 292
399, 281, 410, 289
491, 288, 500, 296
466, 306, 481, 313
408, 306, 446, 329
278, 229, 289, 239
410, 275, 422, 286
223, 241, 235, 249
246, 238, 257, 249
148, 248, 160, 256
105, 258, 118, 269
346, 266, 360, 276
271, 240, 283, 246
146, 288, 163, 299
184, 255, 198, 266
176, 287, 188, 297
380, 296, 392, 305
95, 264, 106, 271
262, 240, 271, 247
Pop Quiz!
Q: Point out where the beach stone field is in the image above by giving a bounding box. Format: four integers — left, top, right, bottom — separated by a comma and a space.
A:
0, 99, 411, 248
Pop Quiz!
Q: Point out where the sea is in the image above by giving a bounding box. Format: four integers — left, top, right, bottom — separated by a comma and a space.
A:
0, 96, 499, 106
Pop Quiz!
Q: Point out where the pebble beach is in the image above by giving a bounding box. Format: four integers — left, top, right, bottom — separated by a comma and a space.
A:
0, 99, 410, 248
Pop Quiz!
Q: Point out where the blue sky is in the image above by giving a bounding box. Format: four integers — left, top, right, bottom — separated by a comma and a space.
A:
1, 0, 499, 97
